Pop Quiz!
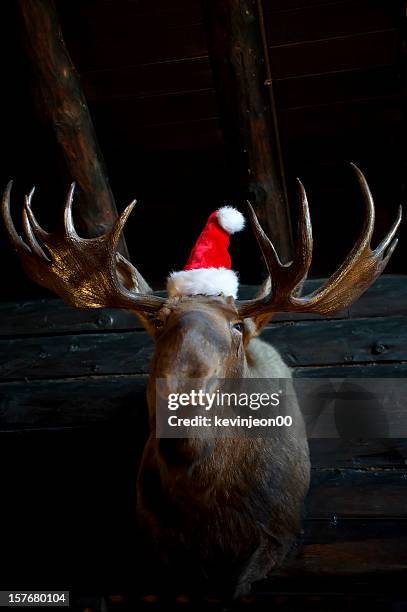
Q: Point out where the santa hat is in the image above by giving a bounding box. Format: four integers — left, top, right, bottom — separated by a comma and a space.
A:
167, 206, 245, 299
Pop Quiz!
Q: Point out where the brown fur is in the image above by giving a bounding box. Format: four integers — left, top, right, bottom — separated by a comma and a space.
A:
136, 295, 310, 598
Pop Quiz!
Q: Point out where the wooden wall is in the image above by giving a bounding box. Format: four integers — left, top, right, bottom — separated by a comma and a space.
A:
1, 278, 406, 596
0, 0, 405, 300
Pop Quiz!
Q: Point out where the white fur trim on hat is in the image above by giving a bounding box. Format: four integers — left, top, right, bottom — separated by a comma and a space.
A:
167, 267, 239, 299
216, 206, 245, 234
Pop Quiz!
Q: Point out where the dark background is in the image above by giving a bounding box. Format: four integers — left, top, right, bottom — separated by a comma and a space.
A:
0, 0, 406, 302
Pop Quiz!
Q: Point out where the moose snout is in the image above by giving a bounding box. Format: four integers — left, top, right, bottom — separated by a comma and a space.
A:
155, 336, 223, 382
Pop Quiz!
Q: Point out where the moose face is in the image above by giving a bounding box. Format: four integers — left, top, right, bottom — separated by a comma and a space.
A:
144, 295, 245, 422
143, 295, 247, 467
148, 296, 246, 381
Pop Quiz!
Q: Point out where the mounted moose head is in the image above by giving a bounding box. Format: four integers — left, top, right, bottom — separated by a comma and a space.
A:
2, 164, 401, 598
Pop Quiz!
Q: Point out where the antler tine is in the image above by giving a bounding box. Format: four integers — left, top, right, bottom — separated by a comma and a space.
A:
290, 163, 393, 313
2, 181, 30, 254
2, 182, 165, 314
238, 184, 313, 319
24, 187, 50, 243
63, 182, 77, 237
289, 178, 313, 288
110, 198, 137, 255
246, 200, 284, 273
22, 189, 50, 261
349, 161, 375, 248
374, 205, 402, 257
238, 164, 401, 320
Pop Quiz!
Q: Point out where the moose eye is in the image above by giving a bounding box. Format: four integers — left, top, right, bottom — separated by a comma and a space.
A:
150, 317, 164, 329
232, 321, 244, 333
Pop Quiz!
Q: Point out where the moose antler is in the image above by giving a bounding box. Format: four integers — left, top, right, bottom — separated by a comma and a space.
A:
238, 163, 402, 319
2, 182, 165, 313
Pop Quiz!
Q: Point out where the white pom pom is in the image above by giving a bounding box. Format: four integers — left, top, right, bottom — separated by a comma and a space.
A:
216, 206, 245, 234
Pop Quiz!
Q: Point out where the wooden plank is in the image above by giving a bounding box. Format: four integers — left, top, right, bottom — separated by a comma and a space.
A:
295, 363, 407, 378
274, 65, 402, 111
293, 375, 407, 438
310, 438, 407, 469
81, 58, 401, 149
263, 315, 407, 367
0, 299, 142, 337
1, 277, 405, 337
1, 314, 406, 381
3, 376, 407, 475
285, 159, 403, 194
307, 469, 407, 518
281, 517, 407, 575
273, 276, 407, 322
0, 375, 149, 429
285, 537, 407, 576
0, 331, 153, 381
1, 368, 406, 434
1, 405, 406, 525
81, 58, 213, 103
302, 517, 407, 546
58, 0, 204, 31
65, 21, 208, 72
265, 0, 401, 47
281, 126, 401, 171
269, 29, 399, 79
89, 89, 218, 130
101, 117, 224, 153
278, 97, 402, 142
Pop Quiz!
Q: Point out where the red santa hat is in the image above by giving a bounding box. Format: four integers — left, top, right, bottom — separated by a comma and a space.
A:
167, 206, 245, 299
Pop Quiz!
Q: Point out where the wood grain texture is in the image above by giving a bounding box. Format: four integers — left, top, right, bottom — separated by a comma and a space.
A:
18, 0, 129, 256
1, 315, 405, 381
64, 18, 208, 72
0, 331, 153, 381
0, 375, 148, 429
1, 277, 405, 337
0, 366, 406, 430
81, 58, 214, 103
294, 363, 407, 378
274, 65, 402, 111
269, 29, 399, 79
264, 315, 407, 367
310, 438, 407, 469
308, 469, 407, 518
265, 0, 401, 47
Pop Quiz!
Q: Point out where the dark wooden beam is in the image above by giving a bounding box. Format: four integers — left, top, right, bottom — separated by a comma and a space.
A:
202, 0, 293, 262
17, 0, 129, 257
